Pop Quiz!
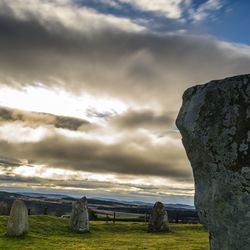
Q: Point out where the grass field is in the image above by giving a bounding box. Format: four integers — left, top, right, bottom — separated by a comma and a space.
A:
97, 212, 141, 220
0, 216, 209, 250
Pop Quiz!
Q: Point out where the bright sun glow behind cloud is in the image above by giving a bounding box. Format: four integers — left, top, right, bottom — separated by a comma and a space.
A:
0, 85, 128, 123
10, 164, 194, 196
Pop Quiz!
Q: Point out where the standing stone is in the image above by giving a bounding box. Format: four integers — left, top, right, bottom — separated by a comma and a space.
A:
148, 201, 169, 232
69, 196, 89, 233
176, 75, 250, 250
7, 199, 29, 237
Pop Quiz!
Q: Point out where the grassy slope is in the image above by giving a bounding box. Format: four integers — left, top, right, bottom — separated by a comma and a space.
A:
0, 216, 209, 250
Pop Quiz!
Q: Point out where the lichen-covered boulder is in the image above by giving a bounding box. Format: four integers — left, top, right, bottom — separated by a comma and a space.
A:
7, 199, 29, 237
69, 196, 89, 233
148, 201, 169, 232
176, 75, 250, 250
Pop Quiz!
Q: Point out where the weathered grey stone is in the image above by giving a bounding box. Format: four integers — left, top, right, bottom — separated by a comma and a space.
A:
69, 196, 89, 233
6, 199, 29, 237
176, 74, 250, 250
148, 201, 169, 232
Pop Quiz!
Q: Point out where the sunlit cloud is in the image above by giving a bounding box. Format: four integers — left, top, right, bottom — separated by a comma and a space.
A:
0, 164, 194, 199
117, 0, 187, 19
0, 86, 128, 123
0, 123, 51, 143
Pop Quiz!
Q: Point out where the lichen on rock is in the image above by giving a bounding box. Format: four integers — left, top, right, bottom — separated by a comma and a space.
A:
69, 196, 89, 233
176, 74, 250, 250
148, 201, 169, 232
7, 199, 29, 237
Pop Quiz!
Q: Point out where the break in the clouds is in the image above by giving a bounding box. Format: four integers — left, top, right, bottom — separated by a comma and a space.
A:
76, 0, 225, 23
117, 0, 187, 19
119, 0, 224, 20
0, 0, 248, 203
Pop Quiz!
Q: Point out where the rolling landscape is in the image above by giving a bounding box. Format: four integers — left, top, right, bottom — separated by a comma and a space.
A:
0, 191, 197, 223
0, 191, 208, 250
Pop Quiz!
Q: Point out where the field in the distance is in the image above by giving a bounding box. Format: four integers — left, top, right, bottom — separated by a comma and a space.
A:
0, 216, 209, 250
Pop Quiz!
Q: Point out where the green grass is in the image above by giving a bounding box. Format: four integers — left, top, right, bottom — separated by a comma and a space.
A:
97, 212, 141, 219
0, 216, 209, 250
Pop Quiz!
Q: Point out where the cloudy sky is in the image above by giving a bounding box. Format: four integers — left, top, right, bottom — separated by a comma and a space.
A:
0, 0, 249, 205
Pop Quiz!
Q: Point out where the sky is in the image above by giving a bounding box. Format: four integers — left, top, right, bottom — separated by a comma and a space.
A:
0, 0, 249, 205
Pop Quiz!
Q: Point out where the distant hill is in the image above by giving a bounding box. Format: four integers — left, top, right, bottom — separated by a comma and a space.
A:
17, 192, 72, 199
15, 192, 195, 209
0, 191, 24, 199
0, 190, 198, 222
165, 204, 195, 210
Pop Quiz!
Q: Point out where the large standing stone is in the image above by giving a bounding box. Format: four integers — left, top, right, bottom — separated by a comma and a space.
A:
148, 201, 169, 232
69, 196, 89, 233
176, 75, 250, 250
7, 199, 29, 237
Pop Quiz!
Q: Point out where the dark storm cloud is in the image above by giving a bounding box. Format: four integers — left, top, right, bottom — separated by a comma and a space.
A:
0, 0, 249, 112
0, 175, 41, 184
0, 133, 192, 180
113, 109, 174, 129
0, 157, 22, 167
0, 106, 93, 131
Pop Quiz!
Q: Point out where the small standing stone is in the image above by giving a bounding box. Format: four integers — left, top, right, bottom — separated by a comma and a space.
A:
7, 199, 29, 237
148, 201, 169, 232
69, 196, 89, 233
